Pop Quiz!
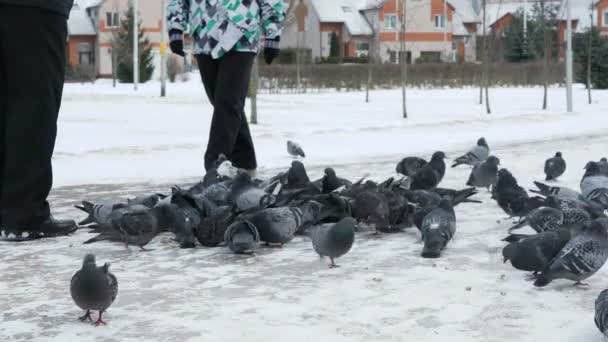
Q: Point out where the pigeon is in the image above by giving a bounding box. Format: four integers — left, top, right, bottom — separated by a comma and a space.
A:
201, 181, 231, 206
287, 140, 306, 158
532, 181, 585, 202
284, 160, 313, 190
396, 156, 427, 177
599, 158, 608, 177
83, 206, 161, 251
595, 289, 608, 338
544, 152, 566, 181
508, 196, 564, 234
70, 254, 118, 326
224, 220, 260, 254
229, 172, 275, 212
311, 217, 356, 267
321, 168, 352, 194
581, 161, 608, 209
503, 229, 571, 275
75, 201, 128, 226
126, 194, 165, 209
452, 137, 489, 168
492, 169, 542, 218
410, 162, 442, 190
534, 218, 608, 287
241, 201, 323, 246
165, 187, 204, 248
350, 189, 391, 232
195, 205, 236, 247
420, 198, 456, 258
466, 156, 500, 189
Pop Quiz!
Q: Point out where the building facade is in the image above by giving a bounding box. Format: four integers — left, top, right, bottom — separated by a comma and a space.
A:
599, 0, 608, 36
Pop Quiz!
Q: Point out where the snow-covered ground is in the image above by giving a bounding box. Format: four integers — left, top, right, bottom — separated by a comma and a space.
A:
1, 78, 608, 341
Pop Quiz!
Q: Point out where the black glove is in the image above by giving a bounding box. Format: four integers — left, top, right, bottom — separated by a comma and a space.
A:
169, 29, 185, 57
263, 37, 280, 65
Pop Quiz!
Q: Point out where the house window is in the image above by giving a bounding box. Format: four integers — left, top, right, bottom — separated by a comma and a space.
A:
419, 51, 441, 63
384, 14, 397, 30
435, 15, 445, 29
106, 12, 119, 28
77, 42, 94, 65
604, 9, 608, 27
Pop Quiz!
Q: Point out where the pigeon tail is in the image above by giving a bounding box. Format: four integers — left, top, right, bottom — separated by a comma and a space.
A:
502, 233, 534, 243
75, 201, 96, 226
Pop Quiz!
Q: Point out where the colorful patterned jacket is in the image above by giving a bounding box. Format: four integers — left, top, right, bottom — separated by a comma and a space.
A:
167, 0, 286, 59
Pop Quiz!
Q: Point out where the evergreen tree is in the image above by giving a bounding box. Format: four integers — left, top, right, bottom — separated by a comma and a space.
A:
529, 2, 559, 61
329, 32, 340, 58
503, 9, 535, 62
114, 5, 155, 83
575, 28, 608, 89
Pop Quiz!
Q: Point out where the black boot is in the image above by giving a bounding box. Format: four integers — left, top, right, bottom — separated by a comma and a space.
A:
1, 216, 77, 242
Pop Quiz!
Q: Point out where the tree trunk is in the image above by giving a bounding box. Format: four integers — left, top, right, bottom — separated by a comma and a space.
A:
587, 12, 593, 104
401, 0, 407, 118
366, 37, 373, 103
482, 0, 491, 114
542, 1, 548, 110
250, 57, 259, 125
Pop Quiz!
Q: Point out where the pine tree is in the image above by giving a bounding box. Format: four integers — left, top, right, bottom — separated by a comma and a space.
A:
575, 28, 608, 89
114, 5, 155, 83
329, 32, 340, 58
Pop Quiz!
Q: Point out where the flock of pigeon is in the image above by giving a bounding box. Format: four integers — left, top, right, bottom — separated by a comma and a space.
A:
69, 138, 608, 336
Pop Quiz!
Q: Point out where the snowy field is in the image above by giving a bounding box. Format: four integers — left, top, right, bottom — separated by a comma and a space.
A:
1, 77, 608, 341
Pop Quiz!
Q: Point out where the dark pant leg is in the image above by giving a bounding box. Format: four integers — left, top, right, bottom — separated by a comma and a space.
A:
0, 6, 67, 229
196, 54, 222, 171
0, 22, 5, 226
212, 51, 257, 170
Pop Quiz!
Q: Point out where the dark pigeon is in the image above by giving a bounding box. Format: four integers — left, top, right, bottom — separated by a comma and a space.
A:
287, 140, 306, 158
83, 205, 161, 251
195, 205, 236, 247
508, 196, 564, 234
410, 162, 441, 190
224, 220, 260, 254
599, 158, 608, 177
420, 198, 456, 258
75, 201, 128, 226
452, 137, 489, 168
535, 218, 608, 287
70, 254, 118, 326
595, 289, 608, 338
466, 156, 500, 189
321, 168, 352, 194
544, 152, 566, 181
503, 229, 571, 275
493, 169, 543, 218
164, 187, 204, 248
396, 156, 427, 177
581, 161, 608, 209
284, 160, 313, 190
311, 217, 356, 267
350, 189, 392, 232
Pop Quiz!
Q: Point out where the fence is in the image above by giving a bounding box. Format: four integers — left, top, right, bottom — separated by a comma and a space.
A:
257, 62, 568, 93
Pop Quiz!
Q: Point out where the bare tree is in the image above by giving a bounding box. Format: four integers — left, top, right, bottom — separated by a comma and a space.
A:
366, 15, 376, 103
400, 0, 408, 118
482, 0, 492, 114
540, 0, 549, 110
587, 1, 595, 104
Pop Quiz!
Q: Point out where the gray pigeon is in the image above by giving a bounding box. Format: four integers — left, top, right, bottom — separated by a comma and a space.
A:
544, 152, 566, 181
70, 254, 118, 326
535, 218, 608, 287
224, 220, 260, 254
508, 196, 564, 234
532, 181, 585, 202
83, 205, 161, 251
466, 156, 500, 189
230, 172, 275, 212
201, 181, 231, 206
287, 140, 306, 158
420, 198, 456, 258
311, 217, 356, 267
581, 161, 608, 209
126, 194, 165, 208
503, 229, 571, 275
599, 158, 608, 176
75, 201, 127, 226
595, 289, 608, 338
452, 137, 489, 168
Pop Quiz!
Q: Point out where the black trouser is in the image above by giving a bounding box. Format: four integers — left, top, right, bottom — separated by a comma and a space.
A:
196, 51, 257, 171
0, 5, 66, 228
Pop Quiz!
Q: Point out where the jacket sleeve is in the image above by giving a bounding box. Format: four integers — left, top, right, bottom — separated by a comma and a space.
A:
259, 0, 286, 41
167, 0, 190, 33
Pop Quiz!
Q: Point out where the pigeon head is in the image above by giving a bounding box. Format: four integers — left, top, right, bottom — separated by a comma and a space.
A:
544, 195, 561, 209
421, 237, 444, 258
584, 161, 602, 176
486, 156, 500, 167
497, 168, 517, 185
324, 168, 337, 178
555, 152, 562, 158
477, 137, 488, 148
438, 197, 453, 211
432, 151, 447, 161
601, 158, 608, 163
396, 161, 405, 175
502, 243, 517, 263
82, 254, 97, 270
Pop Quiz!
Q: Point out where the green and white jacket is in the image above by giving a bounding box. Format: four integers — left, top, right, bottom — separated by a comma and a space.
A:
167, 0, 286, 59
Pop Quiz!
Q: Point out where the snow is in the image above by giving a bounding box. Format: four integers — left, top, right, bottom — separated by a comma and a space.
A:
68, 3, 97, 36
450, 0, 480, 36
2, 78, 608, 341
311, 0, 374, 36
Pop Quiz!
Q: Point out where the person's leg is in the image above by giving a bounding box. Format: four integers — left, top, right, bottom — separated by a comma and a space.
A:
0, 6, 75, 237
195, 54, 225, 171
0, 22, 5, 228
212, 51, 257, 170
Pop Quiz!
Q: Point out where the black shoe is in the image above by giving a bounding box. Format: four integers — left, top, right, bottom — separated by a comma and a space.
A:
0, 216, 78, 242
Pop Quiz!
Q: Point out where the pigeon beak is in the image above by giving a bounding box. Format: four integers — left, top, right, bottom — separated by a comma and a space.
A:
503, 258, 508, 264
